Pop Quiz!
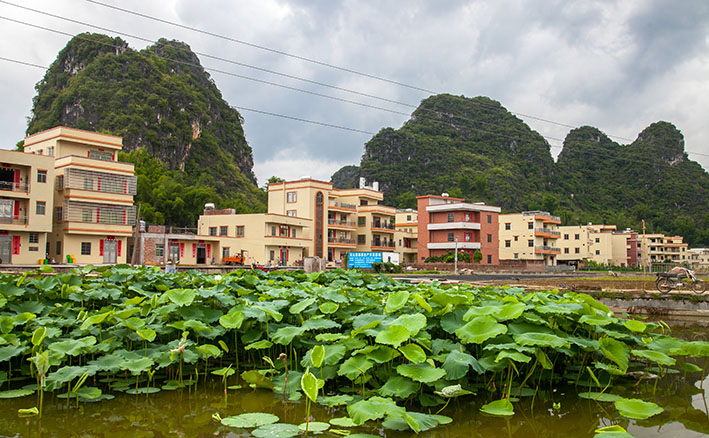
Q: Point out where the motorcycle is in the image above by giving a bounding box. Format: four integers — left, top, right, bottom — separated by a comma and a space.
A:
655, 269, 706, 294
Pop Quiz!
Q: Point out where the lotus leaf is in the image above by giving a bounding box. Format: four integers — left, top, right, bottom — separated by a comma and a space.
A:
631, 349, 675, 366
0, 345, 24, 362
680, 341, 709, 357
212, 367, 235, 377
338, 355, 373, 380
298, 421, 329, 432
480, 398, 514, 416
271, 326, 306, 345
122, 317, 146, 331
366, 346, 400, 363
578, 392, 622, 402
241, 370, 275, 389
375, 325, 411, 348
396, 363, 446, 383
442, 349, 484, 379
391, 313, 426, 336
495, 350, 532, 363
167, 289, 196, 307
614, 398, 663, 419
579, 314, 615, 326
329, 416, 357, 427
76, 386, 102, 399
599, 337, 629, 371
311, 345, 325, 368
318, 394, 353, 407
136, 329, 157, 342
218, 311, 245, 329
379, 375, 419, 398
398, 343, 426, 363
514, 332, 569, 349
88, 353, 124, 372
245, 340, 273, 350
347, 396, 405, 425
0, 388, 34, 398
623, 319, 647, 333
49, 336, 96, 357
383, 411, 449, 432
302, 317, 340, 331
221, 412, 279, 428
251, 423, 301, 438
121, 357, 154, 375
434, 384, 473, 398
319, 302, 339, 314
385, 291, 410, 313
455, 316, 507, 344
196, 344, 221, 357
301, 368, 318, 402
289, 297, 316, 314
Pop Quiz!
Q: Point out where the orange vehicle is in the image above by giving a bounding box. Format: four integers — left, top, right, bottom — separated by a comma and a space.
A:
223, 251, 246, 265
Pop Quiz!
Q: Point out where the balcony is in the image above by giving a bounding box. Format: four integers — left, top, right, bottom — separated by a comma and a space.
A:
535, 245, 561, 254
58, 168, 137, 195
329, 201, 357, 210
372, 241, 396, 249
428, 242, 481, 250
0, 214, 28, 225
534, 228, 561, 238
328, 219, 356, 228
60, 201, 136, 226
0, 180, 29, 193
371, 222, 395, 231
428, 222, 480, 231
328, 237, 355, 246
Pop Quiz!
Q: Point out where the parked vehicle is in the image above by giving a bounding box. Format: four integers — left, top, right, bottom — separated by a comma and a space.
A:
655, 267, 706, 294
222, 250, 246, 266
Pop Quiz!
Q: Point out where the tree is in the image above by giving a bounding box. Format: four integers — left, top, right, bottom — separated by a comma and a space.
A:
472, 249, 482, 264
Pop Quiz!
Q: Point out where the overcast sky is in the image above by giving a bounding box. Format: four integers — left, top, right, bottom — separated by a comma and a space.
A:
1, 0, 708, 185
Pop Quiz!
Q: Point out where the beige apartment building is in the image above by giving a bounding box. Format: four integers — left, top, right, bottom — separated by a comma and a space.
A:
0, 149, 55, 264
688, 248, 709, 271
22, 127, 136, 264
395, 209, 418, 263
556, 224, 632, 267
639, 234, 689, 267
499, 211, 561, 266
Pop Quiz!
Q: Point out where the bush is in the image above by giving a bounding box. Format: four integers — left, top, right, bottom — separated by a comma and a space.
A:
424, 251, 471, 263
372, 262, 403, 273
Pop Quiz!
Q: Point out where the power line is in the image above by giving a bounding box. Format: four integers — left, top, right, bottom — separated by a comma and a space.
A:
80, 0, 638, 143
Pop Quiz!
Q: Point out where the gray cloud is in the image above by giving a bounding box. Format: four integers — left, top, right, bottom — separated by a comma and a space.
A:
0, 0, 707, 184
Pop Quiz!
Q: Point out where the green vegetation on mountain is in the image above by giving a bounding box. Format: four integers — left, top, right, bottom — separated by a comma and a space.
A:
334, 95, 709, 245
27, 33, 265, 226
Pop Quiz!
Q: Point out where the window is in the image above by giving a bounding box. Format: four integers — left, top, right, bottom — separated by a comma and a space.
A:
505, 240, 511, 247
29, 246, 38, 252
82, 209, 92, 223
88, 150, 112, 161
222, 248, 230, 259
279, 225, 289, 237
465, 213, 470, 222
406, 215, 412, 221
595, 238, 600, 243
505, 223, 511, 230
595, 250, 600, 255
514, 236, 518, 241
487, 215, 492, 224
357, 234, 366, 244
219, 226, 228, 236
528, 240, 534, 247
360, 200, 368, 206
286, 210, 296, 217
56, 241, 61, 255
564, 234, 569, 240
81, 242, 91, 255
358, 217, 366, 226
487, 234, 492, 243
514, 253, 519, 259
236, 226, 244, 236
528, 222, 533, 229
575, 248, 580, 254
29, 233, 39, 244
398, 239, 402, 247
36, 201, 46, 215
286, 191, 297, 203
46, 147, 54, 156
271, 226, 276, 236
447, 233, 454, 242
155, 244, 164, 258
83, 177, 93, 190
209, 227, 217, 236
291, 228, 296, 238
37, 170, 47, 183
447, 213, 454, 222
487, 254, 492, 264
465, 232, 471, 242
564, 248, 569, 254
575, 234, 580, 240
269, 250, 275, 261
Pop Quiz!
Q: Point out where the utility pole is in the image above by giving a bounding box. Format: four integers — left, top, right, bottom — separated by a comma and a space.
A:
642, 219, 646, 291
454, 236, 459, 274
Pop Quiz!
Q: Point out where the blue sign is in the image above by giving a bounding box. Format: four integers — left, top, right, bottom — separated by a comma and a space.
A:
347, 252, 383, 269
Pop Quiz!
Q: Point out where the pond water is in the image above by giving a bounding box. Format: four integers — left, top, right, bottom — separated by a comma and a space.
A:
1, 323, 708, 438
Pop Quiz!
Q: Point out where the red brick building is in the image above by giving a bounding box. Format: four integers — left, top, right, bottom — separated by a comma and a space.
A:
417, 195, 501, 264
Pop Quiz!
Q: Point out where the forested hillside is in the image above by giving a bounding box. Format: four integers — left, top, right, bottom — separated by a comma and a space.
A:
333, 95, 709, 245
26, 33, 265, 226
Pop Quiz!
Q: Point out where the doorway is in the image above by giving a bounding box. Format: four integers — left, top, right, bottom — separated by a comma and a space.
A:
196, 245, 206, 264
279, 248, 288, 266
0, 236, 10, 264
103, 240, 117, 264
169, 244, 180, 263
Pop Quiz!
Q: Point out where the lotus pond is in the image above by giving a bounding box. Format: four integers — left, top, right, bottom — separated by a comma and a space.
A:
0, 266, 707, 437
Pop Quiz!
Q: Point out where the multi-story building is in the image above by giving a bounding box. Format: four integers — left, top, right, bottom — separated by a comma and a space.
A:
417, 194, 501, 265
394, 209, 418, 263
639, 234, 689, 266
688, 248, 709, 271
22, 127, 136, 264
0, 149, 55, 264
557, 224, 632, 267
499, 211, 561, 266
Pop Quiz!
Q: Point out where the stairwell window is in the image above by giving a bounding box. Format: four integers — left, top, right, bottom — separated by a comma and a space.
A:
505, 240, 511, 247
36, 201, 46, 215
528, 222, 533, 229
37, 170, 47, 183
487, 234, 492, 243
487, 215, 492, 224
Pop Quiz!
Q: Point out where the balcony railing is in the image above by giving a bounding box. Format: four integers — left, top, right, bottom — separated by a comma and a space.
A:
0, 181, 29, 192
372, 222, 395, 230
372, 241, 396, 248
535, 228, 561, 237
0, 214, 28, 225
328, 237, 355, 244
328, 219, 356, 227
59, 168, 137, 195
329, 201, 357, 210
535, 245, 561, 253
